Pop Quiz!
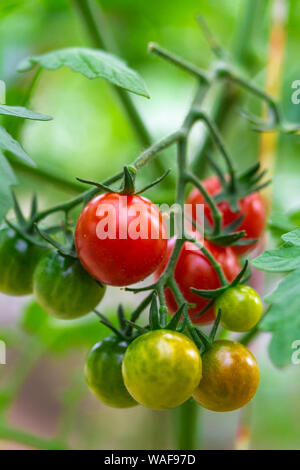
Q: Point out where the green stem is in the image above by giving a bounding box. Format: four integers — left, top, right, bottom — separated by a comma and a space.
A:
189, 237, 227, 286
148, 43, 210, 84
185, 170, 222, 235
125, 291, 154, 336
239, 324, 259, 346
173, 399, 201, 450
35, 172, 122, 222
156, 282, 168, 327
221, 69, 281, 125
34, 130, 181, 223
192, 110, 236, 191
0, 421, 68, 450
191, 0, 260, 174
72, 0, 152, 148
134, 130, 182, 169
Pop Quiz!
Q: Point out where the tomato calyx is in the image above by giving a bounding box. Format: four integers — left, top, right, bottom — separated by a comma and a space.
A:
184, 304, 222, 352
94, 305, 135, 342
77, 165, 171, 197
34, 223, 77, 260
5, 192, 47, 248
188, 161, 269, 249
213, 162, 270, 213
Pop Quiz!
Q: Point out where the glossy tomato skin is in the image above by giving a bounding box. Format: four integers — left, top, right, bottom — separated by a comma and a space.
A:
122, 330, 202, 410
0, 227, 46, 296
85, 336, 137, 408
33, 250, 106, 319
75, 193, 168, 286
215, 284, 263, 332
154, 238, 240, 324
187, 175, 266, 255
193, 340, 259, 412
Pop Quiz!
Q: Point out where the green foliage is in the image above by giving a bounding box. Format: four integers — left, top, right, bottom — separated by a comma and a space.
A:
18, 47, 150, 98
252, 229, 300, 367
0, 125, 34, 166
0, 105, 52, 121
0, 152, 17, 220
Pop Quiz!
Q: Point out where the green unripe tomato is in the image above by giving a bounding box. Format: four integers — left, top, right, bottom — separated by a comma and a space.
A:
85, 336, 137, 408
214, 284, 263, 332
0, 227, 46, 296
33, 250, 106, 319
193, 340, 259, 412
122, 329, 202, 410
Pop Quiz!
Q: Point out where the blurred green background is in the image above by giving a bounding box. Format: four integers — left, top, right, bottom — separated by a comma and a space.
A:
0, 0, 300, 450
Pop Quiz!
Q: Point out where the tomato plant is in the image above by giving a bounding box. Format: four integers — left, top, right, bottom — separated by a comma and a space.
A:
215, 284, 263, 332
33, 250, 106, 319
1, 0, 299, 451
193, 340, 259, 412
122, 329, 202, 410
154, 238, 240, 324
187, 175, 266, 255
85, 335, 137, 408
75, 193, 168, 286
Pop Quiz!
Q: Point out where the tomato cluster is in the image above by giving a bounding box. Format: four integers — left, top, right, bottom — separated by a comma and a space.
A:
0, 177, 264, 414
85, 330, 259, 412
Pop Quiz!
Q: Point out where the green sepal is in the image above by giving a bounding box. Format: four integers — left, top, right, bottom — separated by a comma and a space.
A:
231, 260, 249, 286
11, 190, 27, 228
209, 308, 221, 341
5, 218, 47, 248
124, 320, 148, 334
193, 299, 215, 319
190, 285, 227, 299
149, 294, 161, 330
165, 302, 186, 331
76, 177, 116, 193
120, 165, 136, 195
207, 230, 246, 246
29, 193, 38, 225
239, 109, 300, 135
117, 304, 127, 331
94, 310, 128, 340
135, 169, 171, 195
35, 224, 77, 259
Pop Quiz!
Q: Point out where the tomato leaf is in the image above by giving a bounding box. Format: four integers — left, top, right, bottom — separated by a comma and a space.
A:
0, 105, 52, 121
281, 229, 300, 247
251, 244, 300, 272
0, 152, 17, 221
18, 47, 150, 98
259, 269, 300, 367
0, 125, 35, 166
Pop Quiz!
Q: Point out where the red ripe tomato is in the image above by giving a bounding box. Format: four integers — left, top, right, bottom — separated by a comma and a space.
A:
75, 193, 168, 286
187, 175, 266, 255
154, 238, 240, 324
